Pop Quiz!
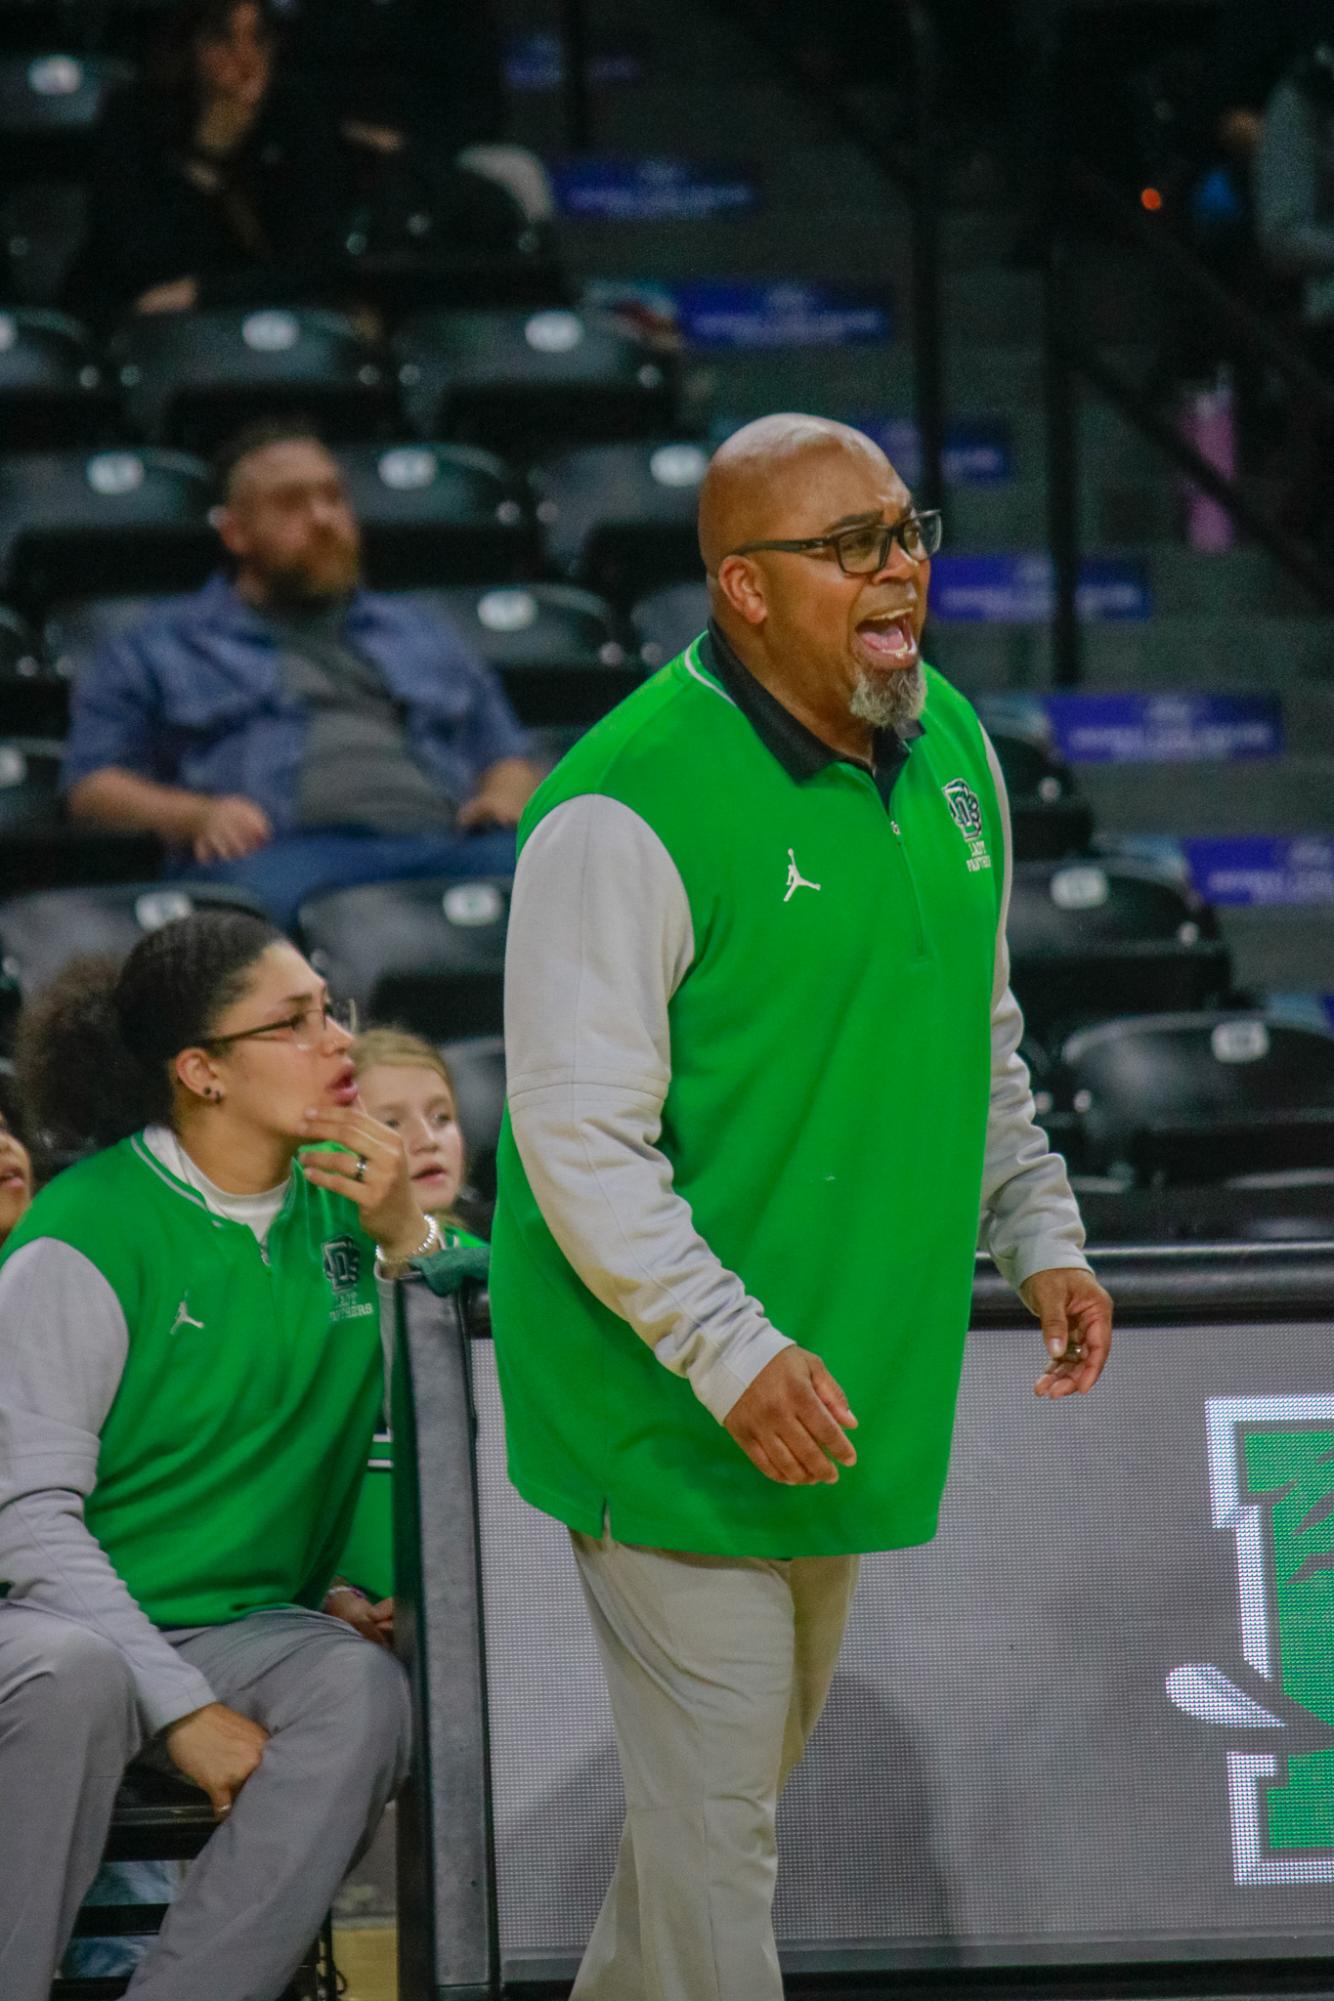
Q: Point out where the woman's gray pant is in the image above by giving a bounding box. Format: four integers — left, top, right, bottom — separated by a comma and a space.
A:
0, 1603, 412, 2001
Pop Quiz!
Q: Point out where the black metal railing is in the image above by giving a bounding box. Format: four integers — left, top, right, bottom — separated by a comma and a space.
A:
1043, 164, 1334, 684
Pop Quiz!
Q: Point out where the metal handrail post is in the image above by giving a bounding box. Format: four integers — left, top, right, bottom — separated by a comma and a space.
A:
558, 0, 593, 153
1044, 231, 1083, 686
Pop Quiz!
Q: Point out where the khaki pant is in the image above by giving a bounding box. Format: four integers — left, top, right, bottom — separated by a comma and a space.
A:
569, 1531, 860, 2001
0, 1605, 411, 2001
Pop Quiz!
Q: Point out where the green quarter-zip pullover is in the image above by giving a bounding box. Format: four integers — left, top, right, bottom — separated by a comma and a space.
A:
0, 1133, 383, 1628
489, 631, 1089, 1557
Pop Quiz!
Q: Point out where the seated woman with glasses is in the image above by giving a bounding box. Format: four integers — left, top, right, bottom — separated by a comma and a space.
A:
0, 908, 466, 2001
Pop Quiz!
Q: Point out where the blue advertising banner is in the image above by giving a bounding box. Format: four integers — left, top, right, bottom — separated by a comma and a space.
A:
1043, 692, 1283, 764
552, 158, 759, 222
859, 416, 1013, 486
1263, 992, 1334, 1035
673, 281, 894, 349
1183, 837, 1334, 907
930, 554, 1151, 624
506, 34, 644, 91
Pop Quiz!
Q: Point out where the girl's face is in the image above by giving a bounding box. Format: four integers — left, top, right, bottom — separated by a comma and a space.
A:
192, 941, 359, 1140
0, 1114, 32, 1242
355, 1063, 464, 1215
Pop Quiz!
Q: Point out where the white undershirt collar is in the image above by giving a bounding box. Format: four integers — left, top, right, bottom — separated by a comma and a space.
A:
143, 1124, 290, 1244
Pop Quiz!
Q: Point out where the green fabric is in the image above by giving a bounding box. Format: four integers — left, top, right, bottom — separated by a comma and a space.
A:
490, 638, 1004, 1557
412, 1239, 490, 1294
0, 1135, 384, 1627
338, 1224, 487, 1598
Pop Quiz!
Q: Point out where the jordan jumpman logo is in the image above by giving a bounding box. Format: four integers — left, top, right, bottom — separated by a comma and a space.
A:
784, 848, 822, 903
171, 1296, 205, 1336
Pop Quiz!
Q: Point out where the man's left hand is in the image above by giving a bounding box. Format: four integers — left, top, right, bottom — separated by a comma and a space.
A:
456, 757, 539, 831
1021, 1267, 1113, 1400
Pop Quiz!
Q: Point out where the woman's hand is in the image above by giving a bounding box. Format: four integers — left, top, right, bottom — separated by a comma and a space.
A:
323, 1583, 395, 1648
298, 1105, 428, 1258
164, 1701, 269, 1819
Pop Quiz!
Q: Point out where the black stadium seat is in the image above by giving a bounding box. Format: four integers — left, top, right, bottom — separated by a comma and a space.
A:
438, 1032, 506, 1207
0, 728, 58, 831
297, 876, 511, 1039
1056, 1011, 1334, 1187
0, 738, 158, 895
985, 724, 1094, 861
0, 50, 131, 171
632, 579, 709, 668
398, 583, 636, 727
0, 600, 40, 678
0, 6, 86, 55
0, 879, 264, 1049
0, 599, 63, 733
41, 590, 160, 679
0, 448, 212, 613
1, 175, 87, 306
394, 307, 677, 458
533, 438, 708, 604
113, 308, 401, 453
1064, 1177, 1334, 1247
1005, 856, 1231, 1043
0, 307, 116, 446
339, 442, 536, 588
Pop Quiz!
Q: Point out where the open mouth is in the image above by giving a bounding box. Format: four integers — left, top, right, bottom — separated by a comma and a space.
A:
329, 1064, 359, 1107
855, 609, 918, 665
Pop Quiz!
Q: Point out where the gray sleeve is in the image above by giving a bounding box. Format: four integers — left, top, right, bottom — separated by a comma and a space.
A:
1255, 82, 1334, 277
978, 734, 1092, 1291
0, 1239, 217, 1734
504, 793, 793, 1424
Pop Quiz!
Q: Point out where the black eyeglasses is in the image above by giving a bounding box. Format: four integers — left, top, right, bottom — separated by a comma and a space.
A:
727, 510, 944, 576
204, 998, 359, 1053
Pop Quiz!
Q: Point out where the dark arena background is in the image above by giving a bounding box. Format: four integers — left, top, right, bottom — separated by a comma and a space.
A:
1, 0, 1333, 1997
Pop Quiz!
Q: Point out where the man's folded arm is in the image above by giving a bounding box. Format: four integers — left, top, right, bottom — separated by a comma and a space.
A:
505, 793, 792, 1423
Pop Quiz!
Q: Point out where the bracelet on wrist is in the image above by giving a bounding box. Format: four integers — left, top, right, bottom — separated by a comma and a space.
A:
375, 1213, 443, 1279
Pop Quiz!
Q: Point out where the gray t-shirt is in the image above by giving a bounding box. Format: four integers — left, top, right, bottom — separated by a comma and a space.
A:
270, 601, 459, 833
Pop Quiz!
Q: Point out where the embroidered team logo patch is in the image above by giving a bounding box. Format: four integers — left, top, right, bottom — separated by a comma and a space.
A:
323, 1234, 374, 1323
322, 1236, 362, 1291
942, 779, 993, 873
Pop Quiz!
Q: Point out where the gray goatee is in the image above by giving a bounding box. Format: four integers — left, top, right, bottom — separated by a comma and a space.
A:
850, 662, 926, 735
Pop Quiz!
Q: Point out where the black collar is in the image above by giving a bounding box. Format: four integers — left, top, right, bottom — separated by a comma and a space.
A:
702, 622, 924, 810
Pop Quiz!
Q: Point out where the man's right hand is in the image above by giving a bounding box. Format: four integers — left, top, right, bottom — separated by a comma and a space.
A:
192, 795, 273, 864
164, 1701, 269, 1819
723, 1345, 858, 1486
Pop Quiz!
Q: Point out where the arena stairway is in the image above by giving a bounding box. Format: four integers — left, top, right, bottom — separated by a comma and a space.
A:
500, 0, 1334, 1002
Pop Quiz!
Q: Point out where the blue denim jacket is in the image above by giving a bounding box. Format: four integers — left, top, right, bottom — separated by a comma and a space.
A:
62, 575, 529, 836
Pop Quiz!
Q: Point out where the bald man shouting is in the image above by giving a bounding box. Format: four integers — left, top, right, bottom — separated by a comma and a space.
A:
489, 415, 1113, 2001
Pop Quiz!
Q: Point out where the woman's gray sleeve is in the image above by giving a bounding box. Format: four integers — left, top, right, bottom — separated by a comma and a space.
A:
0, 1239, 216, 1734
504, 793, 792, 1425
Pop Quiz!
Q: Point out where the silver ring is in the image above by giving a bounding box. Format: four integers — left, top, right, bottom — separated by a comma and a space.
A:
354, 1154, 368, 1183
